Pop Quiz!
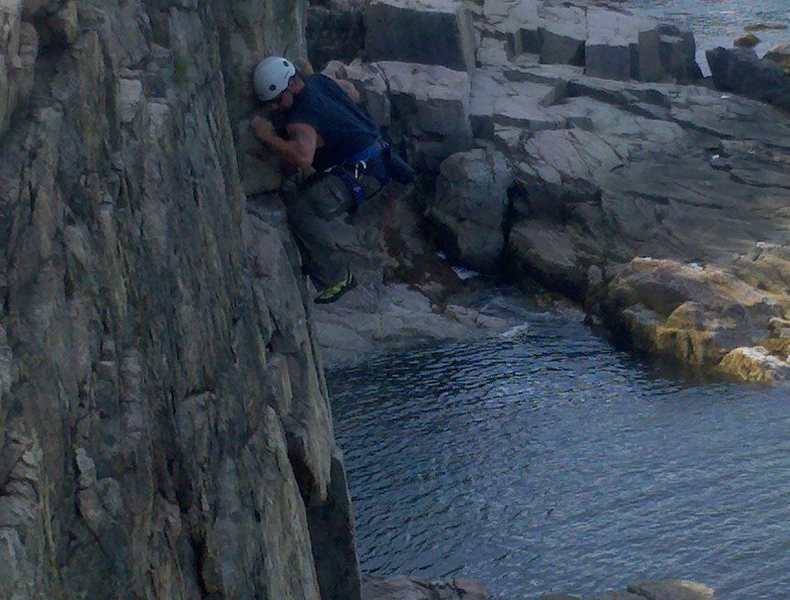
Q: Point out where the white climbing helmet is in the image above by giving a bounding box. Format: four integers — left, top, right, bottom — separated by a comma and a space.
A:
253, 56, 296, 102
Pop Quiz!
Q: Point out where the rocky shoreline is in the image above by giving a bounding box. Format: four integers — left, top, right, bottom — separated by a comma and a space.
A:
308, 0, 790, 384
0, 0, 784, 598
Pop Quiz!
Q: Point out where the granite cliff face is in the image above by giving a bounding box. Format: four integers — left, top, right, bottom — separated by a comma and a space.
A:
0, 1, 360, 598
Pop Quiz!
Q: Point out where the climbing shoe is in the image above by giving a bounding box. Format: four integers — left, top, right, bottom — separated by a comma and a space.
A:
314, 272, 357, 304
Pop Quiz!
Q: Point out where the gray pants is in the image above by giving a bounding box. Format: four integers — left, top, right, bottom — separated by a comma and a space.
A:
287, 174, 363, 289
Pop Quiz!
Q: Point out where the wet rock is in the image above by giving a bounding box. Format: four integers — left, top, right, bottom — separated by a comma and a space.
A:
706, 46, 790, 111
542, 579, 716, 600
733, 33, 760, 48
627, 579, 716, 600
365, 0, 477, 75
362, 576, 488, 600
428, 148, 513, 271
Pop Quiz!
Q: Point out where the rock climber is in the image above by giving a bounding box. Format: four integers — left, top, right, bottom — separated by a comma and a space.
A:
250, 56, 413, 304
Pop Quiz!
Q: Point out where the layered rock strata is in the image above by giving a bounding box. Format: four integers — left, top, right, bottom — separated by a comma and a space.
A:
321, 0, 790, 381
0, 0, 361, 598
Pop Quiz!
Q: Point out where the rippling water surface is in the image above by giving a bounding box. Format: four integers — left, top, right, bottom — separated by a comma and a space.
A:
327, 310, 790, 599
624, 0, 789, 74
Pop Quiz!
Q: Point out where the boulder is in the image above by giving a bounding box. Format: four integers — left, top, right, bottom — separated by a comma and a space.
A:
656, 23, 702, 82
719, 346, 790, 383
605, 258, 783, 364
585, 8, 639, 81
540, 580, 716, 600
764, 42, 790, 72
365, 0, 477, 75
509, 221, 589, 293
537, 5, 586, 66
635, 19, 703, 83
706, 46, 790, 111
733, 33, 760, 48
627, 580, 716, 600
428, 148, 513, 271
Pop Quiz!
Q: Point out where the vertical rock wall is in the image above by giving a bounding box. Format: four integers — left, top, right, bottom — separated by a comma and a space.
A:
0, 0, 359, 598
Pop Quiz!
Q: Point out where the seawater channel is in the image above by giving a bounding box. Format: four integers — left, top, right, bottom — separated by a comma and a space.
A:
327, 300, 790, 599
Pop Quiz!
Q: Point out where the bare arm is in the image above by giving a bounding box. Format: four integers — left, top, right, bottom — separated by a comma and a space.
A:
251, 117, 317, 169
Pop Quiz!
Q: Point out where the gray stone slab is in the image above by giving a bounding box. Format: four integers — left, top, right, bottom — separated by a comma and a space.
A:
428, 148, 513, 271
537, 5, 586, 66
585, 8, 639, 81
476, 36, 510, 67
470, 67, 563, 138
470, 69, 505, 138
376, 61, 472, 137
365, 0, 477, 75
656, 23, 702, 82
493, 95, 564, 130
495, 0, 541, 57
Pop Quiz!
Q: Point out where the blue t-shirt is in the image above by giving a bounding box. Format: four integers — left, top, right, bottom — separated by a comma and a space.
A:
285, 74, 379, 171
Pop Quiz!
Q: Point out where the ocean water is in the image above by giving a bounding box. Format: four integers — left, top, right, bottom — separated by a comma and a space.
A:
328, 310, 790, 599
624, 0, 790, 74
